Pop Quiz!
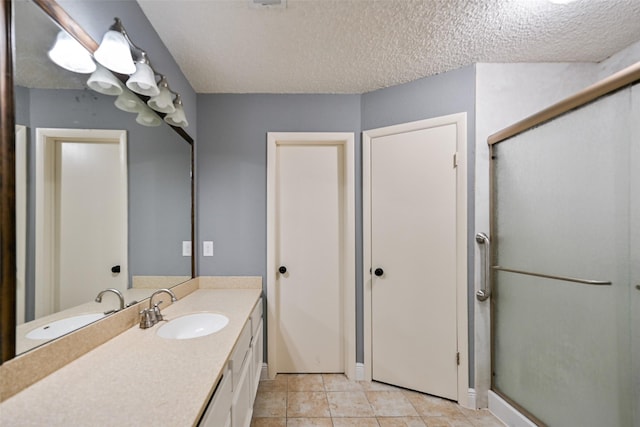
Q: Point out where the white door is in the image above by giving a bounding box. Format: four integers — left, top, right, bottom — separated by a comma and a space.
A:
267, 133, 356, 379
274, 143, 344, 373
55, 139, 127, 311
371, 124, 459, 399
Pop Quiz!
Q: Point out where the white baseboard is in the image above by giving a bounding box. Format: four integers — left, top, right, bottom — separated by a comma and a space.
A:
467, 389, 477, 409
488, 391, 536, 427
260, 363, 269, 380
355, 363, 365, 381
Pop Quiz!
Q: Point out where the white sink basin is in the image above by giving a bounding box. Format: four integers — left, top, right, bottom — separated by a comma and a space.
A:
157, 313, 229, 340
26, 313, 106, 340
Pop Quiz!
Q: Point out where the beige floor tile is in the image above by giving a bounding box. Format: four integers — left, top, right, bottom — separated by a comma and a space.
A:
286, 418, 333, 427
327, 391, 375, 417
377, 416, 427, 426
258, 375, 289, 393
461, 410, 505, 427
287, 391, 330, 417
422, 416, 474, 427
360, 381, 402, 392
254, 391, 287, 417
251, 417, 287, 427
332, 418, 380, 426
403, 391, 463, 418
366, 391, 419, 417
322, 374, 362, 391
288, 374, 325, 391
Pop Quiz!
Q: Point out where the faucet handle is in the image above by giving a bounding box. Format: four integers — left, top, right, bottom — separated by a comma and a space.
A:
152, 301, 164, 322
139, 309, 153, 329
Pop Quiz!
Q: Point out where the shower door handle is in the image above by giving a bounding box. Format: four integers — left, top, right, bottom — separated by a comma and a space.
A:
475, 232, 490, 301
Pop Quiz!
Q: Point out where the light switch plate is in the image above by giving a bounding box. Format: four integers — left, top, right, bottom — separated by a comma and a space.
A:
203, 241, 214, 257
182, 241, 192, 257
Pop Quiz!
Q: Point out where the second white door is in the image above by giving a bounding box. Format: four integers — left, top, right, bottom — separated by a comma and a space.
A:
370, 123, 459, 400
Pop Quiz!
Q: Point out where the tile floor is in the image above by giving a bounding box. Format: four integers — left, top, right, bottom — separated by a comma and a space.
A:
251, 374, 505, 427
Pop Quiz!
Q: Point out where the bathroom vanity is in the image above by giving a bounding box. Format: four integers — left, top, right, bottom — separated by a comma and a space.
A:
0, 280, 263, 426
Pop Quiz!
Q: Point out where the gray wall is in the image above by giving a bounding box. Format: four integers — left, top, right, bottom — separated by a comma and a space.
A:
15, 85, 30, 126
362, 64, 476, 382
196, 65, 476, 374
22, 87, 192, 321
197, 93, 361, 275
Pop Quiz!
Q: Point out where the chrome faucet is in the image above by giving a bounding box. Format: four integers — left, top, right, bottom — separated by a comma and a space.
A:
95, 288, 125, 314
139, 288, 177, 329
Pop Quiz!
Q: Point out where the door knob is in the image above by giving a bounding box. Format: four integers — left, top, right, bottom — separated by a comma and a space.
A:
374, 268, 384, 277
111, 265, 121, 274
279, 266, 287, 274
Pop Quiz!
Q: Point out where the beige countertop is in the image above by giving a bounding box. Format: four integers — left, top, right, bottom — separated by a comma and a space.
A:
0, 288, 261, 426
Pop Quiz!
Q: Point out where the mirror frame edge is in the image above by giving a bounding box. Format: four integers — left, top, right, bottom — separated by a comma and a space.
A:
1, 0, 17, 364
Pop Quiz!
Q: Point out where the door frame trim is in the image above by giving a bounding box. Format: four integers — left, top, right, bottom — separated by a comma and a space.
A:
34, 128, 128, 317
362, 114, 469, 406
266, 132, 356, 380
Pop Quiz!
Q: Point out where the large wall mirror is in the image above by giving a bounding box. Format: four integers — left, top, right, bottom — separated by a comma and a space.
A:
0, 0, 195, 362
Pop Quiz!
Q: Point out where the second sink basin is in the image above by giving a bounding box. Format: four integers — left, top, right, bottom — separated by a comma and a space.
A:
26, 313, 106, 340
156, 313, 229, 340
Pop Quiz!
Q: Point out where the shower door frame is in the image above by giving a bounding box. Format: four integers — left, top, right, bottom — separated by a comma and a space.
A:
487, 62, 640, 426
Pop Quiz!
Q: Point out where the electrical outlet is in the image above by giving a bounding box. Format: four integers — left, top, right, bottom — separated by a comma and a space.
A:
182, 241, 192, 257
203, 241, 214, 257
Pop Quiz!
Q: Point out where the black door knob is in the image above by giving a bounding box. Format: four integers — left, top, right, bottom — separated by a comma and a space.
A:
374, 268, 384, 277
111, 265, 121, 274
279, 266, 287, 274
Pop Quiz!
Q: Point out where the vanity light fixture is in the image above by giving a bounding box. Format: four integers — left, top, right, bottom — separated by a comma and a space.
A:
50, 17, 189, 128
164, 94, 188, 128
48, 31, 96, 74
147, 76, 176, 114
126, 51, 160, 96
94, 18, 136, 75
87, 65, 124, 96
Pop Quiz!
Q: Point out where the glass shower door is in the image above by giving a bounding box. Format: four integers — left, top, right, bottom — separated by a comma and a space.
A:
491, 86, 636, 426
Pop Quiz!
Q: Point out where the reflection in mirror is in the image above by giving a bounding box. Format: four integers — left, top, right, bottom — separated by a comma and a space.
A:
13, 0, 193, 356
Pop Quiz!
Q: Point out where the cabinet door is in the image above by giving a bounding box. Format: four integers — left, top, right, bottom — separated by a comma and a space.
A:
232, 348, 253, 427
199, 365, 232, 427
251, 321, 264, 399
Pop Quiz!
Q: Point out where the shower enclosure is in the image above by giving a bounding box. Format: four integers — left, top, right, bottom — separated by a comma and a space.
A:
488, 65, 639, 426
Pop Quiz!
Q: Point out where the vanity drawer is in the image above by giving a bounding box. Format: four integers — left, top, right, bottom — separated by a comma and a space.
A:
199, 364, 232, 427
250, 300, 262, 337
230, 320, 252, 391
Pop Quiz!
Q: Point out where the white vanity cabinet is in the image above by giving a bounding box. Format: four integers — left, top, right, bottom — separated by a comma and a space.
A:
199, 299, 263, 427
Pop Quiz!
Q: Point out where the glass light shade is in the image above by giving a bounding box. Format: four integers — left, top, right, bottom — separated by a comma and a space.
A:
94, 30, 136, 75
48, 31, 96, 74
126, 61, 159, 96
136, 107, 162, 127
147, 84, 175, 114
114, 90, 143, 113
164, 102, 188, 128
87, 66, 123, 96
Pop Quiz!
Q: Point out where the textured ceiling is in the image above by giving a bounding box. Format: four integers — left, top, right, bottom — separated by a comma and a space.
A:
137, 0, 640, 94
